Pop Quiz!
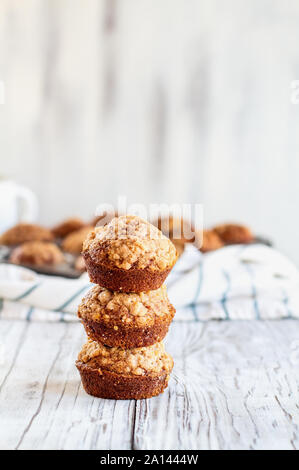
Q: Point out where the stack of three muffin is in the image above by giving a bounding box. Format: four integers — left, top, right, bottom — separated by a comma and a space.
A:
76, 215, 178, 400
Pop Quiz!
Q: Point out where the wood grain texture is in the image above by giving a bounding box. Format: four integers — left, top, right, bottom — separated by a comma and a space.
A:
0, 319, 298, 450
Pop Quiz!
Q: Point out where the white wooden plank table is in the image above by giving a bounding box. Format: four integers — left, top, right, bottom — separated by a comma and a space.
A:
0, 319, 298, 450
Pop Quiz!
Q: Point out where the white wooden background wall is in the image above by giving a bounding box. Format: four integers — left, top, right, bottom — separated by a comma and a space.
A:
0, 0, 299, 263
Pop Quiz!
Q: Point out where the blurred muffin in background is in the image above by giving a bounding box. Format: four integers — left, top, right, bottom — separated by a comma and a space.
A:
197, 230, 224, 253
75, 255, 86, 273
82, 215, 177, 292
153, 216, 195, 244
213, 223, 254, 244
52, 217, 86, 239
10, 241, 64, 266
172, 240, 185, 257
0, 223, 54, 246
62, 226, 93, 254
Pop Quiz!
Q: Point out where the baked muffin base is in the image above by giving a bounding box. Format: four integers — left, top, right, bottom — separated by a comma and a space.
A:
83, 253, 172, 292
81, 313, 174, 349
76, 361, 171, 400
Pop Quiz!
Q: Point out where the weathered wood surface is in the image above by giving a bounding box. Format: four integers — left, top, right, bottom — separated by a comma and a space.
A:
0, 318, 298, 450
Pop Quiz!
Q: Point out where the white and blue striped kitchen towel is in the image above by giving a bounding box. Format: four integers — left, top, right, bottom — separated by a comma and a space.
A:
0, 243, 299, 322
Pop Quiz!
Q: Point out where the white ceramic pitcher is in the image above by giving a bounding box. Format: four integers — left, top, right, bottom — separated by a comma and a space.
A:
0, 180, 38, 233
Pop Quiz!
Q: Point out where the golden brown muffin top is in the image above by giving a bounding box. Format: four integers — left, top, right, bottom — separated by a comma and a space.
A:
0, 223, 54, 246
9, 241, 64, 266
83, 215, 177, 271
78, 284, 175, 327
62, 226, 93, 254
213, 223, 254, 244
78, 339, 173, 376
52, 217, 86, 239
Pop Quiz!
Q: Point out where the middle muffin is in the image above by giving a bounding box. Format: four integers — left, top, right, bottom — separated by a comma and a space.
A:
78, 284, 175, 349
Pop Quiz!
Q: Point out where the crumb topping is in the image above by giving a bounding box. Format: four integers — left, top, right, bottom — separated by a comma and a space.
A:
78, 284, 174, 327
83, 215, 177, 271
214, 224, 254, 244
78, 340, 173, 376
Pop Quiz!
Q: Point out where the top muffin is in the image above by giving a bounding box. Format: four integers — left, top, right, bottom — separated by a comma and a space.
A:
82, 215, 177, 292
83, 215, 177, 271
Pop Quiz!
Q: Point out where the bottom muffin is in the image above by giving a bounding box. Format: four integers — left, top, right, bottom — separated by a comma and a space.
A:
76, 340, 173, 400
